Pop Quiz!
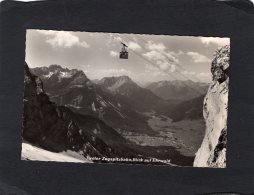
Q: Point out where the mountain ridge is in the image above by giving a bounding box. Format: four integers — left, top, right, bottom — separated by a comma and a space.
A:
23, 63, 137, 159
145, 79, 208, 101
96, 75, 175, 113
30, 65, 157, 135
23, 63, 194, 166
31, 64, 91, 95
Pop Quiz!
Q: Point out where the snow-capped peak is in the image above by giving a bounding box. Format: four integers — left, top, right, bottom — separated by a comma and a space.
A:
98, 75, 136, 92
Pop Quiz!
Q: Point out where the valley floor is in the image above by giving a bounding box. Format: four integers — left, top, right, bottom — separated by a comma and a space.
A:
118, 111, 205, 157
21, 112, 205, 165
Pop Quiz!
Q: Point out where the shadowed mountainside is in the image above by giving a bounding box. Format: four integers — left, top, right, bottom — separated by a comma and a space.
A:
168, 95, 205, 122
23, 63, 195, 166
31, 66, 175, 135
23, 63, 136, 158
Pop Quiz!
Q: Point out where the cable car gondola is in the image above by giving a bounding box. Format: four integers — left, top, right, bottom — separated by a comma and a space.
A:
119, 42, 128, 59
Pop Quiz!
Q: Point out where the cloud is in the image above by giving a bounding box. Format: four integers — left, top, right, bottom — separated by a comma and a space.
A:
107, 34, 141, 51
106, 34, 123, 48
112, 35, 123, 42
187, 52, 211, 63
143, 50, 166, 61
110, 50, 118, 58
145, 64, 168, 77
81, 64, 91, 69
100, 68, 131, 76
181, 71, 212, 82
145, 41, 181, 62
198, 72, 211, 78
143, 51, 176, 73
37, 30, 90, 48
182, 70, 196, 76
86, 68, 133, 80
197, 72, 212, 82
127, 41, 142, 51
145, 41, 166, 52
200, 37, 230, 47
142, 41, 179, 76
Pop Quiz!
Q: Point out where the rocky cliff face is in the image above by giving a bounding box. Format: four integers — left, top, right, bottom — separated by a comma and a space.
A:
23, 63, 85, 152
22, 63, 135, 158
194, 45, 229, 168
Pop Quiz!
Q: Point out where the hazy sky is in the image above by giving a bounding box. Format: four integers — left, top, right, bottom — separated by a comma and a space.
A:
25, 29, 229, 84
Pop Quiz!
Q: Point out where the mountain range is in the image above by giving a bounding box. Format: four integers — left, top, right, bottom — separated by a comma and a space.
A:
31, 65, 153, 134
31, 66, 167, 134
96, 76, 173, 112
145, 80, 208, 101
31, 65, 208, 131
23, 63, 135, 158
24, 63, 194, 165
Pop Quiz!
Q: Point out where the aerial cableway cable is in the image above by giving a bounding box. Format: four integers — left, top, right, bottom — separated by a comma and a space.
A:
121, 35, 179, 81
123, 35, 195, 82
129, 47, 204, 96
135, 34, 202, 83
117, 34, 205, 97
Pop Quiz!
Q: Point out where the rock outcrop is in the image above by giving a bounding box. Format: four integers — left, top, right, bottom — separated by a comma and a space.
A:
23, 63, 82, 152
22, 63, 135, 158
194, 45, 229, 168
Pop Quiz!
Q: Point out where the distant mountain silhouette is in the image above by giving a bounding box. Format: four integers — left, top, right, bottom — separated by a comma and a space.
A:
145, 80, 208, 101
97, 76, 174, 112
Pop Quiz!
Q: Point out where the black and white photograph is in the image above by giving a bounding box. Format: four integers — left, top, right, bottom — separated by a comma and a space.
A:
21, 29, 230, 167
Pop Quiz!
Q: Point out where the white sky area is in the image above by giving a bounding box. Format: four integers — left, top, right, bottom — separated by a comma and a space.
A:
25, 29, 229, 84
